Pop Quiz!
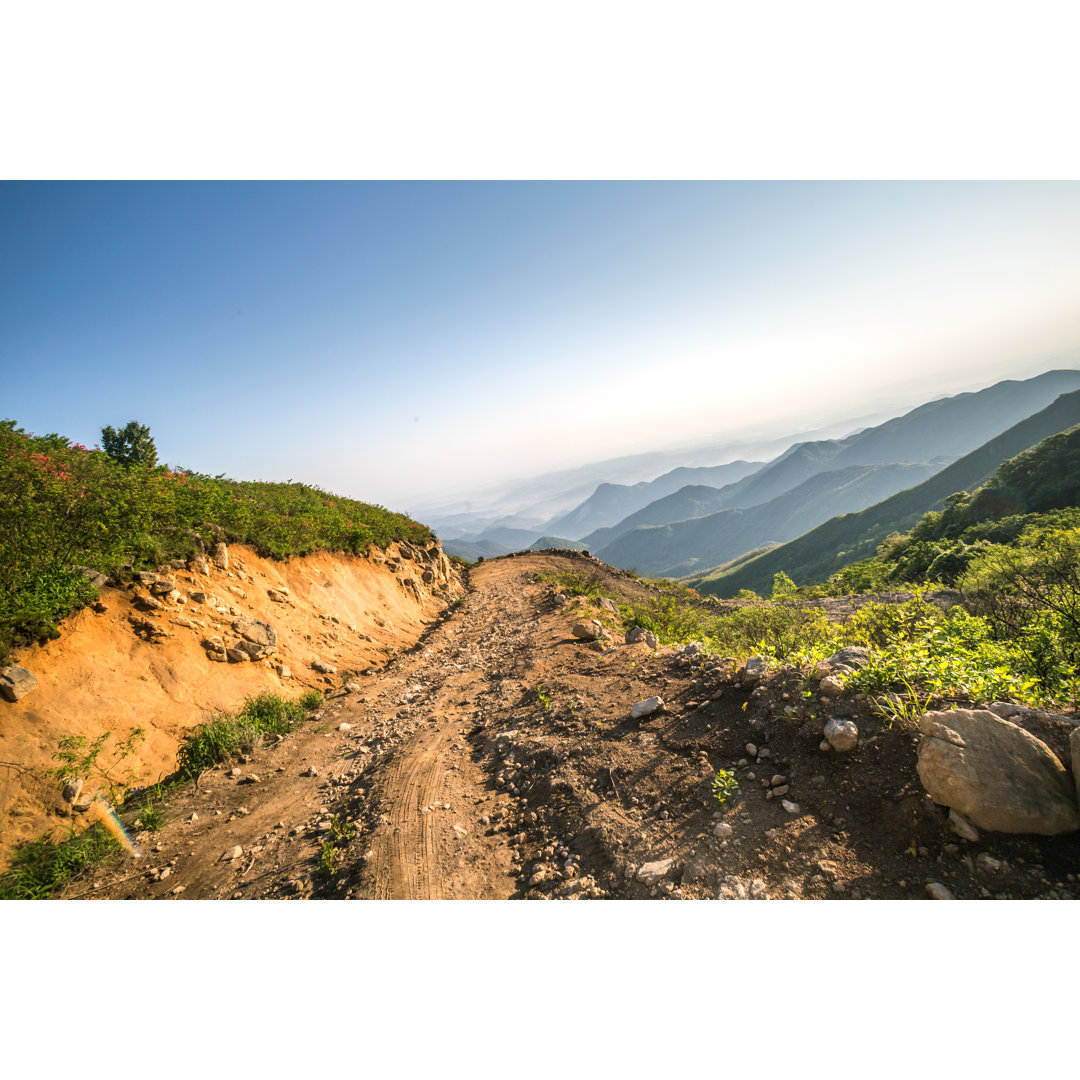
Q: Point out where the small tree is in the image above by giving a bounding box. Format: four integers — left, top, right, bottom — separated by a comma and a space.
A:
100, 421, 157, 468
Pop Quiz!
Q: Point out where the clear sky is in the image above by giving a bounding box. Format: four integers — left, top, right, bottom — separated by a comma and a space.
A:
3, 181, 1080, 511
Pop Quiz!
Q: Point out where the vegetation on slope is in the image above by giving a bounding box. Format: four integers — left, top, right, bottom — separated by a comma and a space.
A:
0, 419, 433, 660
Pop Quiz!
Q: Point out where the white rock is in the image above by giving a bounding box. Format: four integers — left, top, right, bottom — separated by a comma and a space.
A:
221, 845, 243, 862
636, 858, 676, 886
338, 722, 352, 731
713, 823, 733, 839
781, 800, 800, 814
630, 696, 664, 719
926, 881, 955, 900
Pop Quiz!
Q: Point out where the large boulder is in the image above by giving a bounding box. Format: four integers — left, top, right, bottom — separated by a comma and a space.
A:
0, 665, 38, 702
917, 709, 1080, 835
573, 620, 602, 641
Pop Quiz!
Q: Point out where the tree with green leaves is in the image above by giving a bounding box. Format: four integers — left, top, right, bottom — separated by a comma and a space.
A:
100, 421, 157, 468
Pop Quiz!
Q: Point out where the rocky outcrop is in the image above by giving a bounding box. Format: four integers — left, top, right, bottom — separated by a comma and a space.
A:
917, 709, 1080, 835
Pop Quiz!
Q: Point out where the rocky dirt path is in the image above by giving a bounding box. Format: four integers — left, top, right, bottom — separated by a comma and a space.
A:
64, 552, 1080, 900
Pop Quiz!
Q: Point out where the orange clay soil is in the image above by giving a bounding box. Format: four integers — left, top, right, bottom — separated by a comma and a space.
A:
0, 540, 462, 866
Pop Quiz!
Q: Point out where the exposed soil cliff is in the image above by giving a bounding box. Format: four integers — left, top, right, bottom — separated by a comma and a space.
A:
0, 539, 462, 865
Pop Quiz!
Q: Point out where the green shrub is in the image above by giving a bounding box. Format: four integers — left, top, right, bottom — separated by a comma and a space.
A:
0, 825, 121, 900
176, 692, 320, 777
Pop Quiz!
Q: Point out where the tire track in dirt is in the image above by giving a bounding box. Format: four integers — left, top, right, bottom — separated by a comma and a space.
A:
371, 727, 449, 898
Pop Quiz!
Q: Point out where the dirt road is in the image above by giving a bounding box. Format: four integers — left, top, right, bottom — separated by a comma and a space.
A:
64, 553, 1080, 901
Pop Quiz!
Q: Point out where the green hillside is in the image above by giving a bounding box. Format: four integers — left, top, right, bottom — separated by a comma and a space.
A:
691, 389, 1080, 597
597, 462, 938, 578
0, 420, 433, 659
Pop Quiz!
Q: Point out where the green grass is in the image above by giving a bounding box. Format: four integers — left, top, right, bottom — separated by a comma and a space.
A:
0, 824, 122, 900
176, 691, 322, 777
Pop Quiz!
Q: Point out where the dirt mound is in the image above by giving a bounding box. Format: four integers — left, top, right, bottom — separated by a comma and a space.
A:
47, 552, 1080, 900
0, 539, 462, 866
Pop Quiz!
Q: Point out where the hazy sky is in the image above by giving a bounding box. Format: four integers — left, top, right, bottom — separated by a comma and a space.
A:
3, 181, 1080, 510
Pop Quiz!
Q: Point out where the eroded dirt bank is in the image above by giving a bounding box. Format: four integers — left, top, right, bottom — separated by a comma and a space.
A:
0, 539, 461, 866
54, 552, 1080, 900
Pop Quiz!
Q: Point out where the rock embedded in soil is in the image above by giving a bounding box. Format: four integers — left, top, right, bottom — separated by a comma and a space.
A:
221, 845, 243, 862
742, 656, 768, 687
636, 858, 676, 886
233, 617, 277, 648
824, 718, 859, 752
917, 709, 1080, 835
819, 676, 845, 697
311, 659, 337, 674
826, 646, 870, 670
926, 881, 955, 900
572, 620, 603, 641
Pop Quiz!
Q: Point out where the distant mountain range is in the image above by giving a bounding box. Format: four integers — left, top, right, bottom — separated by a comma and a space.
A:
438, 369, 1080, 572
596, 461, 942, 577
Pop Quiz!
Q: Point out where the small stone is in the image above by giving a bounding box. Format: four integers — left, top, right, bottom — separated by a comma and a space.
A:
311, 659, 337, 674
819, 740, 832, 752
781, 800, 800, 814
926, 881, 955, 900
452, 823, 468, 838
771, 784, 790, 797
338, 722, 352, 732
62, 779, 84, 804
189, 812, 198, 822
221, 845, 243, 862
745, 743, 757, 757
770, 774, 787, 787
713, 823, 733, 839
302, 766, 319, 777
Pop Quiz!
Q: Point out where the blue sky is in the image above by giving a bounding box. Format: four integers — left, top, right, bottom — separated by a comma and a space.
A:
3, 181, 1080, 509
